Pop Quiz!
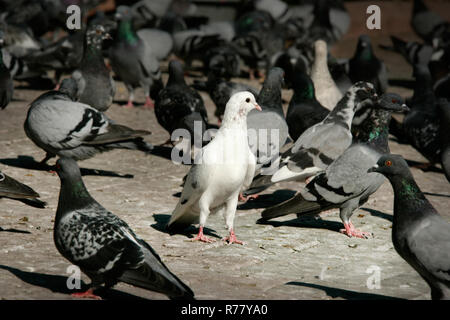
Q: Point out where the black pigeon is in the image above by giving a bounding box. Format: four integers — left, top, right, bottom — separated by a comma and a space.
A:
0, 43, 13, 109
154, 60, 209, 146
380, 36, 433, 67
286, 71, 329, 141
411, 0, 450, 44
348, 35, 388, 94
53, 157, 195, 300
369, 154, 450, 299
0, 170, 46, 208
261, 94, 409, 238
70, 25, 115, 112
437, 98, 450, 182
400, 64, 441, 166
204, 71, 258, 123
24, 80, 153, 164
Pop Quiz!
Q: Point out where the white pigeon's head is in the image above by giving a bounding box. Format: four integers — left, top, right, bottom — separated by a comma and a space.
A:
222, 91, 261, 123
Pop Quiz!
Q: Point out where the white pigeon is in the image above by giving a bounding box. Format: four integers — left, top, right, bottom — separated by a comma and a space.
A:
167, 92, 261, 244
310, 40, 343, 110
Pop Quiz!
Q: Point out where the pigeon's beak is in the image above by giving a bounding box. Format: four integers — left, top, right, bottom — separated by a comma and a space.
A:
254, 104, 262, 111
367, 164, 379, 173
400, 104, 410, 113
105, 33, 113, 40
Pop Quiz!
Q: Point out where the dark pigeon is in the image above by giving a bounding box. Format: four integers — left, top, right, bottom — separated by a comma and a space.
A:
286, 71, 329, 141
349, 35, 388, 94
437, 98, 450, 182
154, 60, 209, 146
0, 42, 13, 109
53, 157, 195, 300
369, 154, 450, 299
204, 71, 258, 123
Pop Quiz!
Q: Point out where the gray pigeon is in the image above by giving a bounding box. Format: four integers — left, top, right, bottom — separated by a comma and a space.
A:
109, 6, 163, 109
246, 82, 378, 195
71, 25, 116, 112
24, 84, 153, 164
380, 36, 434, 67
260, 94, 408, 239
53, 157, 194, 300
247, 68, 289, 179
0, 170, 46, 208
369, 154, 450, 299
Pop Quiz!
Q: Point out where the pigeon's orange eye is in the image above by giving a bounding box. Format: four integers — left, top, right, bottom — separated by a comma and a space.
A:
385, 160, 392, 167
246, 98, 250, 103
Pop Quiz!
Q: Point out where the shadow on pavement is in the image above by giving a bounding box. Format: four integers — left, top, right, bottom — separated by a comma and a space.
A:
0, 265, 148, 300
286, 281, 404, 300
151, 213, 221, 240
0, 155, 134, 178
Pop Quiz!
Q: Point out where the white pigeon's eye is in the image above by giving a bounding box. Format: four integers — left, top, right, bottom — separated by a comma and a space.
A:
0, 173, 5, 182
245, 98, 250, 103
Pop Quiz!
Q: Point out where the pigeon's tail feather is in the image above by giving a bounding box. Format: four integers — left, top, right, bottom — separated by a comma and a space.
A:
84, 124, 151, 145
244, 174, 273, 196
261, 193, 329, 221
118, 260, 195, 300
150, 78, 164, 100
441, 147, 450, 183
107, 137, 154, 154
390, 36, 408, 56
17, 198, 47, 208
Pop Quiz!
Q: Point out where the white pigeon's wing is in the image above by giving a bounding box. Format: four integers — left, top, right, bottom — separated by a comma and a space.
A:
241, 149, 257, 191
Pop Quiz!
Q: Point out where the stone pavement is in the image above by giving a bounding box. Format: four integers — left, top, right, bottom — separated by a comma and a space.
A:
0, 0, 450, 300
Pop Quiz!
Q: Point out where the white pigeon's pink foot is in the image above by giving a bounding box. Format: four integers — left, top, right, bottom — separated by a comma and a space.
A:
222, 229, 245, 245
71, 288, 101, 300
54, 83, 60, 91
190, 226, 215, 243
124, 100, 134, 109
238, 193, 260, 202
143, 97, 154, 109
340, 222, 372, 239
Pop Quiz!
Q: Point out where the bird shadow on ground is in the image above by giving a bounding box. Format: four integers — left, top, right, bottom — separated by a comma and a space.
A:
405, 159, 444, 174
112, 99, 147, 108
360, 207, 393, 222
150, 213, 221, 240
149, 145, 176, 162
423, 191, 450, 198
256, 215, 342, 233
387, 78, 415, 89
0, 227, 31, 234
0, 155, 134, 178
238, 189, 297, 210
286, 281, 404, 300
0, 265, 148, 300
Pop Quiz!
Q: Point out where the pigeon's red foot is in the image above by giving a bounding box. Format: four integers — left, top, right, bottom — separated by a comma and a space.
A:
222, 229, 245, 245
124, 101, 134, 109
71, 288, 101, 300
190, 226, 215, 243
238, 193, 259, 202
54, 83, 60, 91
143, 97, 154, 109
340, 222, 372, 239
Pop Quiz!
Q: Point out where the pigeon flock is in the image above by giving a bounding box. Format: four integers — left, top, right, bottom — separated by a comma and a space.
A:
0, 0, 449, 301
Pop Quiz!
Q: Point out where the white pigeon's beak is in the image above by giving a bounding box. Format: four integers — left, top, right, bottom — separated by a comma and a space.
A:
254, 104, 262, 111
368, 164, 379, 173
